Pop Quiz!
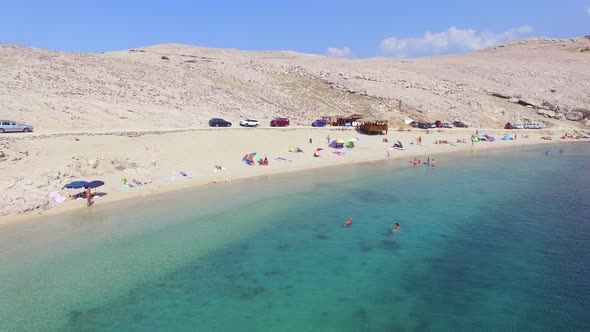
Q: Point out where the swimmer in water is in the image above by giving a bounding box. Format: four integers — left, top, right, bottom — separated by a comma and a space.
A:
344, 216, 352, 227
394, 223, 400, 234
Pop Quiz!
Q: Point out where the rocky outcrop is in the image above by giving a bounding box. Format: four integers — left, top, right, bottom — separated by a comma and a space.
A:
573, 108, 590, 118
542, 101, 558, 112
565, 111, 584, 121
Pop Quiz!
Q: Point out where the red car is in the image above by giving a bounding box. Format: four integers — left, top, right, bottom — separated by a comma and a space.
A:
270, 117, 289, 127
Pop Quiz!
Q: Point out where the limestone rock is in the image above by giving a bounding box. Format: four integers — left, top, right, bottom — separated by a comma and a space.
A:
573, 108, 590, 118
565, 111, 583, 121
542, 101, 557, 112
87, 158, 99, 169
537, 109, 556, 118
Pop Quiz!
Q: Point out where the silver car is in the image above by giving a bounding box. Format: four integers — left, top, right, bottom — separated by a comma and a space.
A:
0, 120, 33, 133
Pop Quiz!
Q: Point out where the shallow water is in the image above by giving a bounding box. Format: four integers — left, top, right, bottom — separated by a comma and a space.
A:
1, 143, 589, 331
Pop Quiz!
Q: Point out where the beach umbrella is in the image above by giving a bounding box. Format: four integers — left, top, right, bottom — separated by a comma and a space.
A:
87, 180, 105, 188
349, 138, 359, 142
65, 181, 89, 189
242, 152, 257, 165
316, 148, 323, 152
336, 140, 345, 143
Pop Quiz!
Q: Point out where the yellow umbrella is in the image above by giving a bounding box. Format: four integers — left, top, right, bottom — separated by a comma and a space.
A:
336, 140, 345, 143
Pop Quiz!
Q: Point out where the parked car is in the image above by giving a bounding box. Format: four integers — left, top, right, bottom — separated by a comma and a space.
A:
409, 121, 419, 127
418, 122, 432, 129
524, 122, 543, 129
452, 121, 469, 128
443, 122, 453, 128
311, 119, 327, 127
504, 122, 515, 129
0, 120, 33, 133
513, 123, 524, 129
240, 119, 259, 127
270, 117, 289, 127
208, 118, 232, 127
434, 120, 444, 128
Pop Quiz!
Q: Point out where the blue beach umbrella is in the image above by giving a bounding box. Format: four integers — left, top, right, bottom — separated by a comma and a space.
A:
87, 180, 105, 188
65, 181, 89, 189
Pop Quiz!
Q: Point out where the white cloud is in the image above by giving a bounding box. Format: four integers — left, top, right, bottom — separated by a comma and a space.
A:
326, 47, 351, 58
380, 25, 533, 58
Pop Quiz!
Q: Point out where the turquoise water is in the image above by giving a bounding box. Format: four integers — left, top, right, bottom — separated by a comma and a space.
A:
1, 143, 589, 331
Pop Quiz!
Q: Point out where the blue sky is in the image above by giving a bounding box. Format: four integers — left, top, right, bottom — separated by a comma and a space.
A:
0, 0, 588, 58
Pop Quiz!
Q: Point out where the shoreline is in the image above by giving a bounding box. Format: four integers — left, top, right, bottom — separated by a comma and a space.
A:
1, 128, 588, 225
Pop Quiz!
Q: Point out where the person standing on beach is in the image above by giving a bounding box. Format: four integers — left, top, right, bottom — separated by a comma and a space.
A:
327, 135, 331, 144
85, 187, 93, 207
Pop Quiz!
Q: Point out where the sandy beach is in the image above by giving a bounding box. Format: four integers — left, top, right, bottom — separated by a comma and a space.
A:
2, 126, 586, 223
1, 38, 590, 222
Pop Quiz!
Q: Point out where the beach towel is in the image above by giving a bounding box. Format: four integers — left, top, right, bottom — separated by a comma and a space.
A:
48, 191, 66, 203
274, 157, 288, 161
331, 151, 346, 156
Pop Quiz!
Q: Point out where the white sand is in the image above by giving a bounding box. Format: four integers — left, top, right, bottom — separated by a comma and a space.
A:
1, 126, 586, 223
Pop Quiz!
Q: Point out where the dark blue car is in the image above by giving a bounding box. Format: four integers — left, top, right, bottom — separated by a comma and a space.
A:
312, 119, 327, 127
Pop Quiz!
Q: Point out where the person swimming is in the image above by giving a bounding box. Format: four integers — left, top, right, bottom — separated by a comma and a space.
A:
394, 223, 400, 234
344, 217, 352, 227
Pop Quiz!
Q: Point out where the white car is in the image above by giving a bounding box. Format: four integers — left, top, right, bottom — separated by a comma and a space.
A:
514, 123, 524, 129
443, 122, 453, 128
524, 122, 543, 129
240, 119, 259, 127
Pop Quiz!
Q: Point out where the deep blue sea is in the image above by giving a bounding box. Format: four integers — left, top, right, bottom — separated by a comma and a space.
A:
1, 143, 589, 331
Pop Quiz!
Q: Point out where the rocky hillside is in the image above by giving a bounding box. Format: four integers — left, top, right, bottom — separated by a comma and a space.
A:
1, 36, 589, 132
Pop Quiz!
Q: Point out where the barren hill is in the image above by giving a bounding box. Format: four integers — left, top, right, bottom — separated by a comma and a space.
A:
1, 36, 589, 132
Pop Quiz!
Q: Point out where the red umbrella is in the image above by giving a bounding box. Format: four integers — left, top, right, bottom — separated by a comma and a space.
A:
316, 148, 323, 152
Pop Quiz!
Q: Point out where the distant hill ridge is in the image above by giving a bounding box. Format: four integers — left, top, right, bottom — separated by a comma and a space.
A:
1, 36, 589, 132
